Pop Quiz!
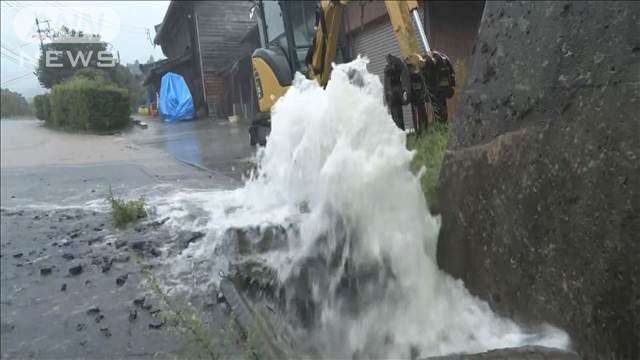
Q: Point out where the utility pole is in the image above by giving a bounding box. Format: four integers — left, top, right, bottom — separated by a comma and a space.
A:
35, 18, 44, 50
34, 17, 51, 51
145, 28, 153, 46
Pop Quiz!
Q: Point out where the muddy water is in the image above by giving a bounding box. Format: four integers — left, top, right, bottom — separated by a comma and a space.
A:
151, 59, 569, 358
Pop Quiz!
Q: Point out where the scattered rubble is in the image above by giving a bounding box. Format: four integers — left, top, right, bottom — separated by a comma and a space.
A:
68, 263, 83, 276
112, 254, 130, 263
101, 260, 112, 273
128, 308, 137, 322
86, 306, 101, 316
133, 295, 146, 307
116, 274, 128, 287
148, 319, 165, 329
224, 225, 290, 254
99, 327, 111, 338
129, 241, 161, 257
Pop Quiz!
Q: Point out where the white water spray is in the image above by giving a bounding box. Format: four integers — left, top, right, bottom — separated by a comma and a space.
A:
153, 58, 569, 358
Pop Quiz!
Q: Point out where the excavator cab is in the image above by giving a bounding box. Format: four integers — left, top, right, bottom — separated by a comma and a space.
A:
249, 0, 348, 146
258, 1, 316, 76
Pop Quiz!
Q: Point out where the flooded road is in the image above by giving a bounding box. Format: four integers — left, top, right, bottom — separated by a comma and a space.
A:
1, 65, 577, 358
129, 119, 255, 181
1, 117, 255, 359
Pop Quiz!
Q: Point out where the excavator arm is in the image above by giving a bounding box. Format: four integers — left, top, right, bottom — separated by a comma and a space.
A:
306, 1, 431, 85
306, 0, 347, 86
249, 0, 455, 145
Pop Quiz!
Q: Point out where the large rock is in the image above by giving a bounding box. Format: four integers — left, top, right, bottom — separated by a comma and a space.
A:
437, 1, 639, 358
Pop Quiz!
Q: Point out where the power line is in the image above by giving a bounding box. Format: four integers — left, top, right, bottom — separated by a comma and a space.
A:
1, 46, 37, 67
18, 41, 37, 49
0, 44, 35, 61
145, 28, 154, 46
1, 55, 37, 69
1, 45, 21, 58
1, 72, 35, 86
1, 52, 23, 66
7, 1, 25, 10
1, 1, 18, 10
48, 1, 148, 33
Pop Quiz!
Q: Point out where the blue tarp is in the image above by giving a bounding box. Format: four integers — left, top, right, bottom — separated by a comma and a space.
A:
159, 72, 195, 122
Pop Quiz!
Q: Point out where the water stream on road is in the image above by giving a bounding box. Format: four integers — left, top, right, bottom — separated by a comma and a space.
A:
151, 58, 569, 358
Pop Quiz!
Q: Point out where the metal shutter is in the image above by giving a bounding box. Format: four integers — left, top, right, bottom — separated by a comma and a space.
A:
351, 13, 422, 130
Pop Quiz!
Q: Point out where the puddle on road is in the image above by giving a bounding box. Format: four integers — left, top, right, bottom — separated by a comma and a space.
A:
148, 58, 570, 358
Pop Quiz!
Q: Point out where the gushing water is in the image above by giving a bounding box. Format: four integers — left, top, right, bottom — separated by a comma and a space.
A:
152, 58, 569, 358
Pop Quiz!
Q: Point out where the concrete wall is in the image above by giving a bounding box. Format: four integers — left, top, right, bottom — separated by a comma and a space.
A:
437, 1, 640, 358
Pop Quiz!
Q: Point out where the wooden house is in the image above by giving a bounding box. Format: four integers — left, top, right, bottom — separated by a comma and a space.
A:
146, 0, 257, 118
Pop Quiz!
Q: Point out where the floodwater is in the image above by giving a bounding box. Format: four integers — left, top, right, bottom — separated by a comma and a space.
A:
0, 118, 252, 358
148, 59, 570, 358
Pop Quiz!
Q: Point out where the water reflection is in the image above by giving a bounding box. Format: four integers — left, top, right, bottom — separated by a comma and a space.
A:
153, 118, 254, 179
160, 120, 204, 167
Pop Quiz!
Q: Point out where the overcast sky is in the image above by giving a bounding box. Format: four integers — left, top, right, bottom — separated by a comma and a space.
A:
1, 0, 170, 98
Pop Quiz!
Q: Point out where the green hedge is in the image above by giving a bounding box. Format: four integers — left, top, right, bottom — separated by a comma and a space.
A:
33, 94, 51, 121
49, 77, 130, 131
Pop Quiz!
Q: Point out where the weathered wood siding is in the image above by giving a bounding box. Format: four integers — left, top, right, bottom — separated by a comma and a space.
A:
158, 3, 194, 59
193, 1, 256, 74
344, 1, 484, 122
204, 72, 224, 102
220, 56, 257, 121
345, 0, 388, 35
425, 1, 485, 120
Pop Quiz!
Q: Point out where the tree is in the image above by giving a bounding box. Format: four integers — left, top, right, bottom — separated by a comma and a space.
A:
1, 88, 31, 118
35, 27, 146, 109
108, 65, 146, 109
35, 26, 111, 89
72, 65, 145, 110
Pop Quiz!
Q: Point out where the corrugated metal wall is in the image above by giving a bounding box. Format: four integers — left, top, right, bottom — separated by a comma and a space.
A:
348, 2, 484, 125
351, 18, 400, 80
350, 12, 423, 130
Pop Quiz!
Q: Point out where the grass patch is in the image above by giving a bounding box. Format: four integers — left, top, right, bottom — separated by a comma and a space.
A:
242, 327, 257, 360
407, 124, 449, 212
131, 251, 220, 359
107, 188, 147, 227
131, 252, 256, 359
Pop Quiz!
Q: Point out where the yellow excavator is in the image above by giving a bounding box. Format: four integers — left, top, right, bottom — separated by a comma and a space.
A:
249, 0, 455, 146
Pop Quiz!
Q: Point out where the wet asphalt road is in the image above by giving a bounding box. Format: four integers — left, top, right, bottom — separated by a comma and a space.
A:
0, 117, 255, 359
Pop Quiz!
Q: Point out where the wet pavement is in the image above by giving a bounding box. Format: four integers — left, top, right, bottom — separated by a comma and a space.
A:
0, 117, 256, 359
1, 118, 253, 207
0, 119, 583, 359
130, 118, 256, 180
